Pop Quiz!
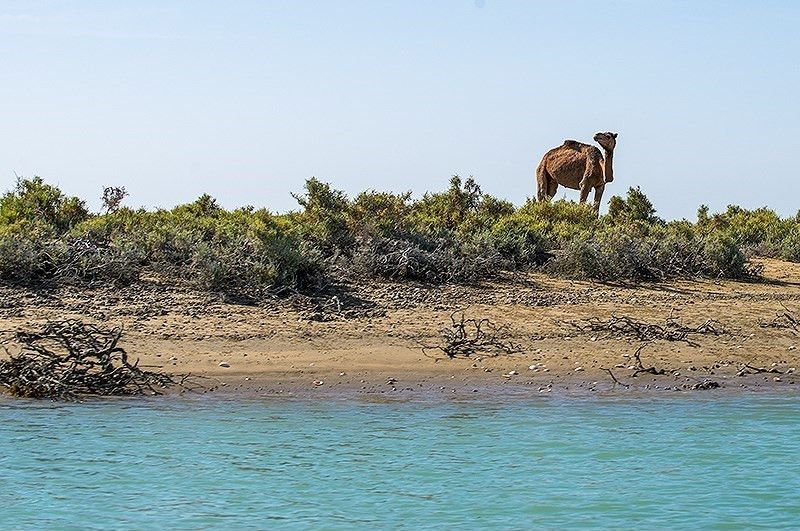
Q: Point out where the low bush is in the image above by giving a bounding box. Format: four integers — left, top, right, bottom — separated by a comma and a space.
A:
699, 205, 799, 259
0, 226, 143, 287
351, 234, 507, 283
545, 226, 753, 281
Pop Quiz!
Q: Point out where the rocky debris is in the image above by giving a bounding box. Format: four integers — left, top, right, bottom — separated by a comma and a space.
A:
690, 380, 720, 390
290, 287, 386, 322
737, 362, 785, 377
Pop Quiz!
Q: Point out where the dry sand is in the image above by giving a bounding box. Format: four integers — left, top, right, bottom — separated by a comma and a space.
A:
2, 259, 799, 397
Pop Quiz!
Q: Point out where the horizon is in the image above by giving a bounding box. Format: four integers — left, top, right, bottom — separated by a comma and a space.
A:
2, 1, 798, 219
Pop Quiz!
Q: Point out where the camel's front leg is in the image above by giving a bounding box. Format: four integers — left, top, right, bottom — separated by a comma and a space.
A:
580, 155, 601, 207
592, 184, 605, 214
578, 179, 591, 204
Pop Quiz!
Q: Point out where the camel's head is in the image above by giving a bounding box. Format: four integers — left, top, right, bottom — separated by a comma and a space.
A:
593, 132, 617, 151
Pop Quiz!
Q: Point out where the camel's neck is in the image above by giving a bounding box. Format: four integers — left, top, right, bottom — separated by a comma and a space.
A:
602, 148, 614, 183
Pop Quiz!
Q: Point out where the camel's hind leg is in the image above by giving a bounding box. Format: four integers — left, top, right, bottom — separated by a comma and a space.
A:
546, 178, 558, 199
536, 162, 552, 201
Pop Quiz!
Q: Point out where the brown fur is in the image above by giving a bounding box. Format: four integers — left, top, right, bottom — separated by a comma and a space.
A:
536, 132, 617, 213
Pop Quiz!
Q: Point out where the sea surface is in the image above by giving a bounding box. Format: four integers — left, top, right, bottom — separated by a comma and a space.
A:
1, 392, 799, 530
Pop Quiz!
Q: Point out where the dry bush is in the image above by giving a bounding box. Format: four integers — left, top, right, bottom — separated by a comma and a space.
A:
421, 311, 523, 358
0, 320, 184, 399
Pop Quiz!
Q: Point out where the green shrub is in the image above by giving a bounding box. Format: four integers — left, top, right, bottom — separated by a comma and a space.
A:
291, 178, 353, 253
488, 216, 552, 268
0, 224, 62, 283
515, 199, 599, 242
0, 176, 89, 233
412, 175, 484, 231
607, 187, 661, 224
702, 205, 795, 258
70, 198, 323, 293
348, 190, 413, 237
780, 226, 800, 262
187, 235, 320, 295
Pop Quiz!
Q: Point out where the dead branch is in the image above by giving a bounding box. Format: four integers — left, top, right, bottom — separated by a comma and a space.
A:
421, 310, 523, 359
630, 342, 666, 377
601, 367, 630, 388
0, 319, 189, 399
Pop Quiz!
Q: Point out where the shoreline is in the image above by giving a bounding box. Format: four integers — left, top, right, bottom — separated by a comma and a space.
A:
5, 374, 798, 403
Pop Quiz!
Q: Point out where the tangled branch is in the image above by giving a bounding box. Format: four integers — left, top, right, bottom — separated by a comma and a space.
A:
421, 311, 523, 359
567, 312, 723, 346
759, 303, 798, 331
0, 320, 186, 399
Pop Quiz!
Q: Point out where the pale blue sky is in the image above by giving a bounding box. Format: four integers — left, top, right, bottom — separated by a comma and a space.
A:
1, 1, 798, 218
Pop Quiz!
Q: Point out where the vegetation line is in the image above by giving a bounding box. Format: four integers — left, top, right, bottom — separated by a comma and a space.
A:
1, 175, 798, 296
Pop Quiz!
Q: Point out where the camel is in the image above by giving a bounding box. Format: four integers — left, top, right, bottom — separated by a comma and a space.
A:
535, 132, 617, 213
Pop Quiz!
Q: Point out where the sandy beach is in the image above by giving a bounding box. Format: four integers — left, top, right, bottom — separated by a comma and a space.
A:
1, 258, 798, 397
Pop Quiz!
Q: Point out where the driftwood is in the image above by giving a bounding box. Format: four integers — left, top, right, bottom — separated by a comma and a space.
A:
567, 312, 723, 346
421, 311, 523, 359
601, 345, 722, 390
0, 319, 186, 399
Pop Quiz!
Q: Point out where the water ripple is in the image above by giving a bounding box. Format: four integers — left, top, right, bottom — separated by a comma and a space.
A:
1, 394, 799, 529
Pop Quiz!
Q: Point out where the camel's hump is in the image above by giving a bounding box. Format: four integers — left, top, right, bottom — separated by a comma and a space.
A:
562, 139, 584, 149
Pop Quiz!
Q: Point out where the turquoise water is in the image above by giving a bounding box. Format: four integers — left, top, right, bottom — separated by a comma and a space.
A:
2, 393, 799, 530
